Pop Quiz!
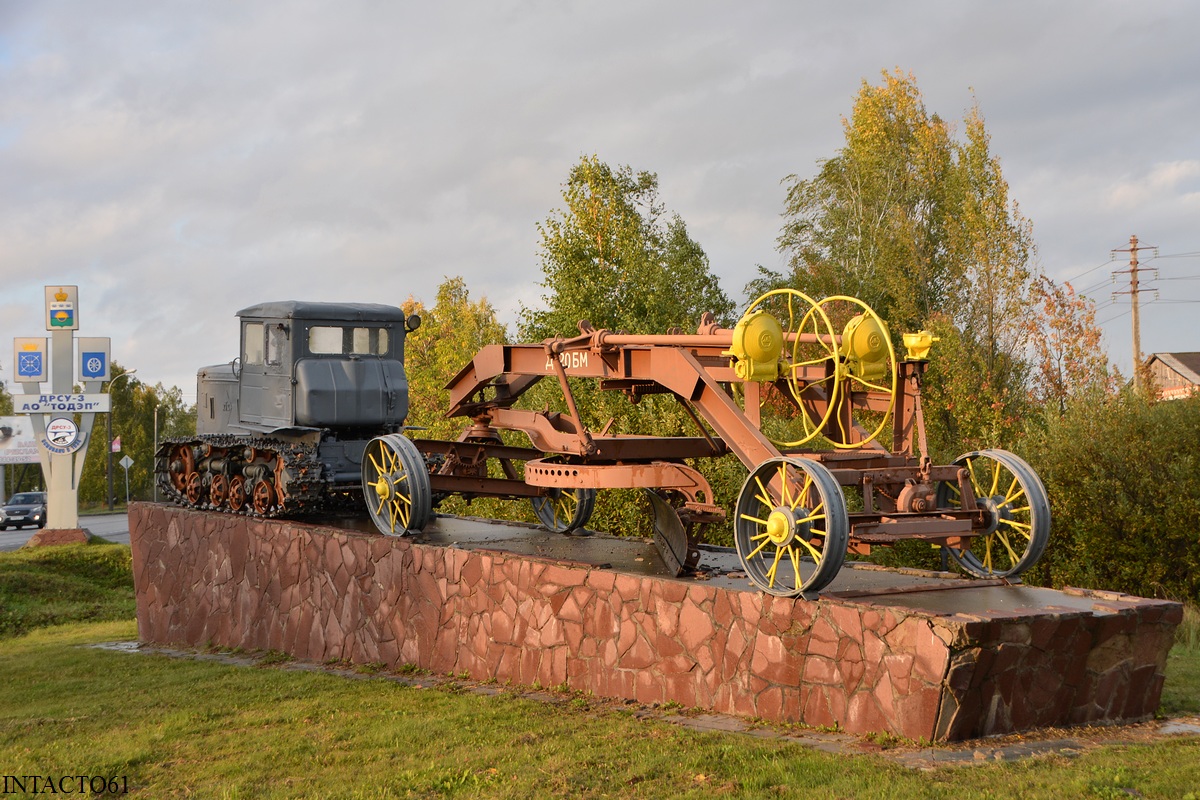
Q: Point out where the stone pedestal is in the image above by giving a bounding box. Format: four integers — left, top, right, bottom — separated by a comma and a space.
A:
129, 503, 1182, 741
24, 528, 91, 547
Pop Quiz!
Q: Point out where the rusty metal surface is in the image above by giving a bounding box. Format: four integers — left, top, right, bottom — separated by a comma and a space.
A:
326, 513, 676, 577
318, 512, 1057, 607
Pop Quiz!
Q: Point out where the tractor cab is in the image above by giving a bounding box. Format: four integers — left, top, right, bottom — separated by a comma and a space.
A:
196, 301, 419, 436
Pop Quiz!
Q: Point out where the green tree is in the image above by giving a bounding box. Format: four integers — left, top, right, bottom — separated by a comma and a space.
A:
521, 155, 734, 340
518, 155, 739, 539
763, 70, 1038, 454
401, 276, 508, 441
77, 363, 196, 506
766, 69, 957, 332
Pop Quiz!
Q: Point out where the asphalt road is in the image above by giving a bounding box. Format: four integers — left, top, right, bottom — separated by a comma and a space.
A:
0, 513, 131, 551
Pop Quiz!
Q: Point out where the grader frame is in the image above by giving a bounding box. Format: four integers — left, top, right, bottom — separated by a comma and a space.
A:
362, 290, 1050, 598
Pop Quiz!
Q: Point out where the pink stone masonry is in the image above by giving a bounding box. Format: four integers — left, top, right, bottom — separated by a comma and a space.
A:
129, 504, 1182, 742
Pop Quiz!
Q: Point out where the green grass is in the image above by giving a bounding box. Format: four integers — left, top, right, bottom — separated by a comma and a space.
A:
1, 546, 1198, 798
0, 542, 134, 638
0, 622, 1198, 798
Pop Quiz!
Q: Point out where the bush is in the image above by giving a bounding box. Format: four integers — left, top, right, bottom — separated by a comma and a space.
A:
1020, 391, 1200, 601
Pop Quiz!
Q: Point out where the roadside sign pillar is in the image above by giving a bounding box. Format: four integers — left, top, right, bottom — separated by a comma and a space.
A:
46, 326, 78, 528
12, 287, 112, 532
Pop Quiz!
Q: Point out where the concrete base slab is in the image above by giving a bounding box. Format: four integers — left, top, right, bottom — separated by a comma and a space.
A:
129, 503, 1182, 741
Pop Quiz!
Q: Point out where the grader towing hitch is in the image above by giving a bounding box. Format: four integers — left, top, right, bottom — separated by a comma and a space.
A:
362, 290, 1050, 598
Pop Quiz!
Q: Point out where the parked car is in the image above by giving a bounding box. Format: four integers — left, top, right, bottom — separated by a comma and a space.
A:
0, 491, 47, 530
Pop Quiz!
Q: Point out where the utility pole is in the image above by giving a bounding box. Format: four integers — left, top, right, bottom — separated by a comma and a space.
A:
1112, 234, 1157, 394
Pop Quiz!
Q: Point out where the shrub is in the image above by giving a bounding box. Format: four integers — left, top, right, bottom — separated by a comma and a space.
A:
1020, 391, 1200, 601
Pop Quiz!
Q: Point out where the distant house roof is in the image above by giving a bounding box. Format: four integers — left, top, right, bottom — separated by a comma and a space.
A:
1148, 352, 1200, 385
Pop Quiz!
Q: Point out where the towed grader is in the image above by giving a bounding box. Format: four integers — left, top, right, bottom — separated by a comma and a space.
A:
362, 289, 1049, 598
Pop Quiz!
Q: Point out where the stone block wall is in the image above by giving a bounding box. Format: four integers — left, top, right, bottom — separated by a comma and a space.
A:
129, 504, 1181, 741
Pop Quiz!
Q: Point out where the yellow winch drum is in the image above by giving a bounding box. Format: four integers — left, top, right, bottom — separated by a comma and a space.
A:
841, 313, 890, 381
725, 309, 783, 382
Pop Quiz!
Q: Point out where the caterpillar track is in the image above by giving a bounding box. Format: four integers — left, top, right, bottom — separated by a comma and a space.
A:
155, 435, 327, 518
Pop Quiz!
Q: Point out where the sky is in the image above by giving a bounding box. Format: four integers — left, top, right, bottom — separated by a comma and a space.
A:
2, 1, 1198, 402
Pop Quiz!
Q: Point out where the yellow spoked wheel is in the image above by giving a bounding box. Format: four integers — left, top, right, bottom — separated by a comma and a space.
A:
362, 434, 432, 535
531, 488, 597, 533
733, 457, 848, 598
740, 289, 842, 447
816, 295, 898, 449
935, 449, 1050, 579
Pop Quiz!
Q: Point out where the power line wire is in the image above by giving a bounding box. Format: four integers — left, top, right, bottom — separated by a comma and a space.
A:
1150, 250, 1200, 259
1064, 257, 1117, 289
1078, 277, 1116, 296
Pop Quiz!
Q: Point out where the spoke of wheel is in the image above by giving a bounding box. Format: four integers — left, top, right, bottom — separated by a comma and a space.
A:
795, 532, 823, 562
795, 505, 826, 525
1003, 519, 1034, 533
754, 475, 775, 509
397, 492, 412, 524
368, 450, 384, 476
374, 491, 387, 516
790, 475, 814, 512
982, 538, 994, 572
990, 462, 1001, 497
996, 531, 1020, 563
741, 513, 770, 526
847, 374, 890, 394
792, 356, 837, 370
747, 535, 773, 560
766, 546, 786, 586
1005, 475, 1021, 503
789, 547, 802, 583
780, 465, 791, 508
555, 494, 573, 522
385, 495, 397, 529
802, 310, 834, 356
389, 492, 411, 530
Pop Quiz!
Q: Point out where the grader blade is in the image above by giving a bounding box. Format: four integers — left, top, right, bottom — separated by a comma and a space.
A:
645, 490, 699, 576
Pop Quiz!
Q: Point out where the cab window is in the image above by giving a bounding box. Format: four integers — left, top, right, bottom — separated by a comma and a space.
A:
308, 326, 344, 354
352, 327, 371, 354
308, 326, 389, 355
243, 323, 264, 365
267, 324, 287, 366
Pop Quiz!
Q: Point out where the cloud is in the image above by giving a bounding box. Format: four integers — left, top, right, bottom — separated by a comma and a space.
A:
1105, 160, 1200, 210
2, 1, 1199, 394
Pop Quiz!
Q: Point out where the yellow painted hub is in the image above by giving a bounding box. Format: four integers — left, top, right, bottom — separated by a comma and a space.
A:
372, 477, 392, 502
766, 509, 792, 545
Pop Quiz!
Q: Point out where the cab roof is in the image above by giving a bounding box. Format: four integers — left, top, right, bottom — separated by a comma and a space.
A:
235, 301, 409, 323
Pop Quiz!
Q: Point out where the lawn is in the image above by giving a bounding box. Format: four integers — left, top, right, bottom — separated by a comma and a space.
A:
1, 544, 1198, 798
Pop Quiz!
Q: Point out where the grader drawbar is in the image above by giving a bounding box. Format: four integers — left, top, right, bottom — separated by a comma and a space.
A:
361, 290, 1050, 598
